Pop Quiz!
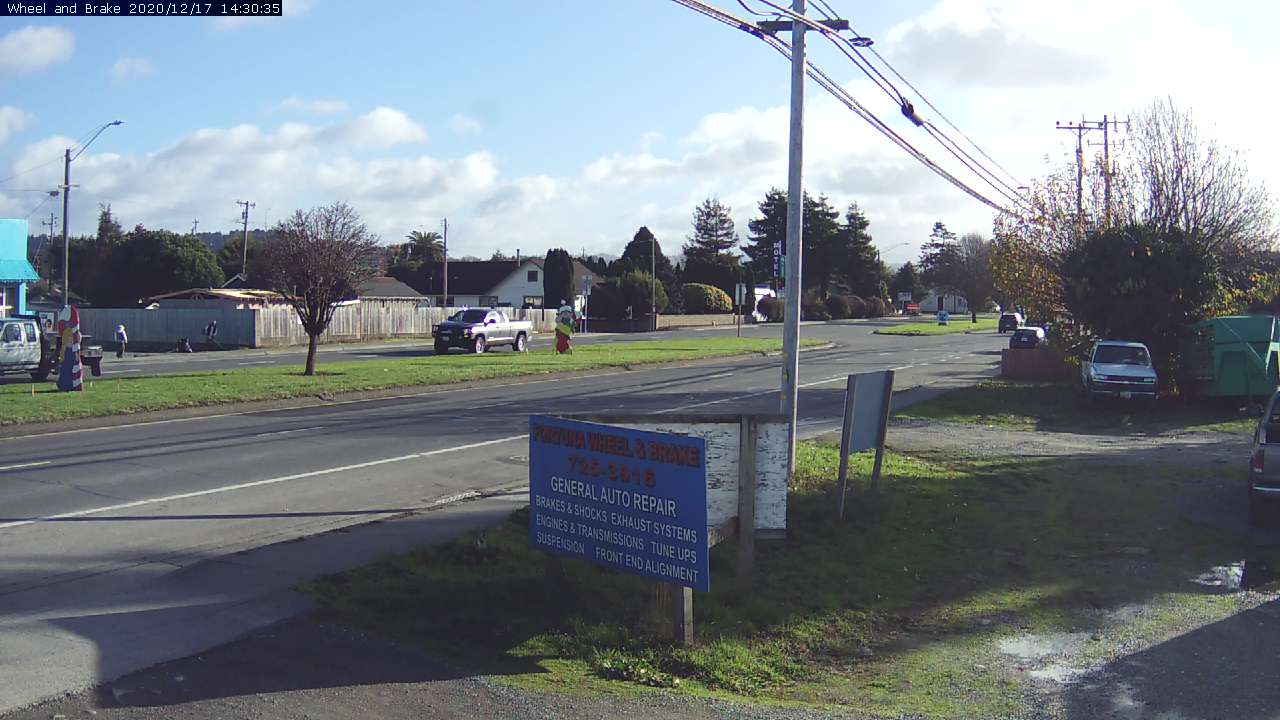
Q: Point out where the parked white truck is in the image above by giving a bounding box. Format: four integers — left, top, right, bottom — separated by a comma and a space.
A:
431, 309, 532, 354
0, 313, 103, 381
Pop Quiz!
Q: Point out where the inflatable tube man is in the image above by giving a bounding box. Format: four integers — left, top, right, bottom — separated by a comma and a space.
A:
554, 302, 576, 354
56, 305, 83, 392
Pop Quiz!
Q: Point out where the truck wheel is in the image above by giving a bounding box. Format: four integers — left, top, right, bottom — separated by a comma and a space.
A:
513, 333, 527, 352
472, 335, 487, 354
30, 370, 49, 382
433, 341, 448, 355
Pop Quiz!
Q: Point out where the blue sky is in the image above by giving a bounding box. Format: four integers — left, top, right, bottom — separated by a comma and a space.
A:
0, 0, 1275, 264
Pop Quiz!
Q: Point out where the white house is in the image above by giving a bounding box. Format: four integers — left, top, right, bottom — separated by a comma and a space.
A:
416, 258, 595, 310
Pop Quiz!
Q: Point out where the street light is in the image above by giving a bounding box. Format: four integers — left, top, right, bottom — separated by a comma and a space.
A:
61, 120, 123, 308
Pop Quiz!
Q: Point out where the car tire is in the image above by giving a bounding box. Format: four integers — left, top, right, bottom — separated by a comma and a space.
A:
513, 333, 527, 352
433, 341, 448, 355
472, 335, 487, 354
1250, 492, 1268, 528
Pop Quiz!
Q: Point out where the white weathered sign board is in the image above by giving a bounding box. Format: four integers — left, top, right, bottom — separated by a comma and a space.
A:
559, 414, 788, 538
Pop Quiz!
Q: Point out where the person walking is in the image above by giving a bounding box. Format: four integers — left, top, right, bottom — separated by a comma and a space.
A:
114, 324, 128, 359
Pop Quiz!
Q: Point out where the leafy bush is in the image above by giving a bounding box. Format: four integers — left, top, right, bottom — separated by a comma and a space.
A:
757, 296, 784, 322
825, 294, 850, 319
801, 297, 830, 321
846, 295, 867, 319
588, 272, 669, 320
684, 282, 733, 314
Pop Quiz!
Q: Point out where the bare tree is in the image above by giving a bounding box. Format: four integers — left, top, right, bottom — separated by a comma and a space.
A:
956, 233, 995, 323
1126, 98, 1276, 276
260, 202, 380, 376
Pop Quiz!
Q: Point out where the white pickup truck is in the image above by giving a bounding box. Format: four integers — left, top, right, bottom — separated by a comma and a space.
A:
1080, 340, 1158, 402
0, 314, 104, 381
432, 309, 532, 354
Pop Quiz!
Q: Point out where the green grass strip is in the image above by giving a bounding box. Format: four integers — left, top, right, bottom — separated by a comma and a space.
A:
897, 378, 1254, 435
0, 337, 800, 426
874, 317, 998, 336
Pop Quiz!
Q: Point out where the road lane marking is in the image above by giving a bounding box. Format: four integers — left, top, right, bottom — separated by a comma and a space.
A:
102, 369, 141, 375
238, 361, 273, 366
659, 373, 850, 412
355, 354, 381, 358
252, 426, 326, 438
0, 461, 50, 472
0, 434, 528, 531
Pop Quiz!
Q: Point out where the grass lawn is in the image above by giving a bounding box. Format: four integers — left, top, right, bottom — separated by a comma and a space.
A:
874, 316, 998, 336
0, 337, 799, 426
897, 378, 1256, 436
305, 441, 1270, 717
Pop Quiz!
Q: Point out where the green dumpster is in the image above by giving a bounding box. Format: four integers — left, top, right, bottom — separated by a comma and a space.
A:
1184, 315, 1280, 398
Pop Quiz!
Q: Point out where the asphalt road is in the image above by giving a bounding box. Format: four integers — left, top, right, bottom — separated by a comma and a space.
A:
0, 320, 1003, 713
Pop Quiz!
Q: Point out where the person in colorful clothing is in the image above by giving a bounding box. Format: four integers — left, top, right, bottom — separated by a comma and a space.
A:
554, 301, 576, 354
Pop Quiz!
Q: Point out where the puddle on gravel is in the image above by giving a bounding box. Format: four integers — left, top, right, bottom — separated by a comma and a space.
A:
999, 632, 1090, 660
999, 632, 1092, 685
1190, 562, 1244, 592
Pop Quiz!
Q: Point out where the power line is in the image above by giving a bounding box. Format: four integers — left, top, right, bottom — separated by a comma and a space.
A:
744, 0, 1024, 191
0, 155, 64, 188
673, 0, 1019, 213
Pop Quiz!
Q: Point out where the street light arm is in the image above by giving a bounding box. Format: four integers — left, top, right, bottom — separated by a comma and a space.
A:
70, 120, 123, 162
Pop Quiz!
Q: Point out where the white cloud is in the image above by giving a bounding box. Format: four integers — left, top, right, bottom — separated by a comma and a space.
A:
212, 0, 315, 30
0, 26, 74, 76
320, 107, 427, 148
109, 57, 156, 81
449, 113, 482, 135
0, 106, 34, 145
276, 97, 349, 115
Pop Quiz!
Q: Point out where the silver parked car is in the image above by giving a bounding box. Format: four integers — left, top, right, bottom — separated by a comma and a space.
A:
1080, 340, 1158, 401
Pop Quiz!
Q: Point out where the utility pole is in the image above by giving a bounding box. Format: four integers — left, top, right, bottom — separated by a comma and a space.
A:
759, 2, 847, 484
1055, 118, 1094, 219
441, 217, 449, 309
41, 212, 56, 292
1087, 114, 1129, 225
191, 218, 199, 235
60, 149, 70, 307
236, 200, 254, 282
651, 233, 657, 331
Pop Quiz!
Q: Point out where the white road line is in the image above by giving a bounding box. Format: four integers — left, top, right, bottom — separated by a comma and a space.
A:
0, 434, 527, 531
890, 365, 915, 371
237, 361, 273, 366
354, 354, 381, 358
658, 373, 849, 413
0, 461, 50, 472
103, 369, 141, 375
252, 426, 326, 438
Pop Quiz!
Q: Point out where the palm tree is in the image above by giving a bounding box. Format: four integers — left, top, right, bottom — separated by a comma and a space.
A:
405, 230, 444, 262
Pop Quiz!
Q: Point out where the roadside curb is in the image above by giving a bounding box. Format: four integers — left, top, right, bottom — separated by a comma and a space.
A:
0, 342, 837, 440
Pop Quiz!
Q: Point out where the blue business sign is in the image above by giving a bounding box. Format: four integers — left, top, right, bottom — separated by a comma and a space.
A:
529, 415, 710, 592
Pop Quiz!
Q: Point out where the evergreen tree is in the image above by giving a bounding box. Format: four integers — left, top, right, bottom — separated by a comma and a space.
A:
839, 203, 888, 297
919, 221, 961, 296
542, 248, 575, 306
743, 189, 787, 281
684, 197, 739, 261
889, 261, 926, 302
621, 226, 674, 283
801, 194, 842, 297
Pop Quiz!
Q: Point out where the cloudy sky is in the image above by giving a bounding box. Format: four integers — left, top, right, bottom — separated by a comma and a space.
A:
0, 0, 1276, 266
